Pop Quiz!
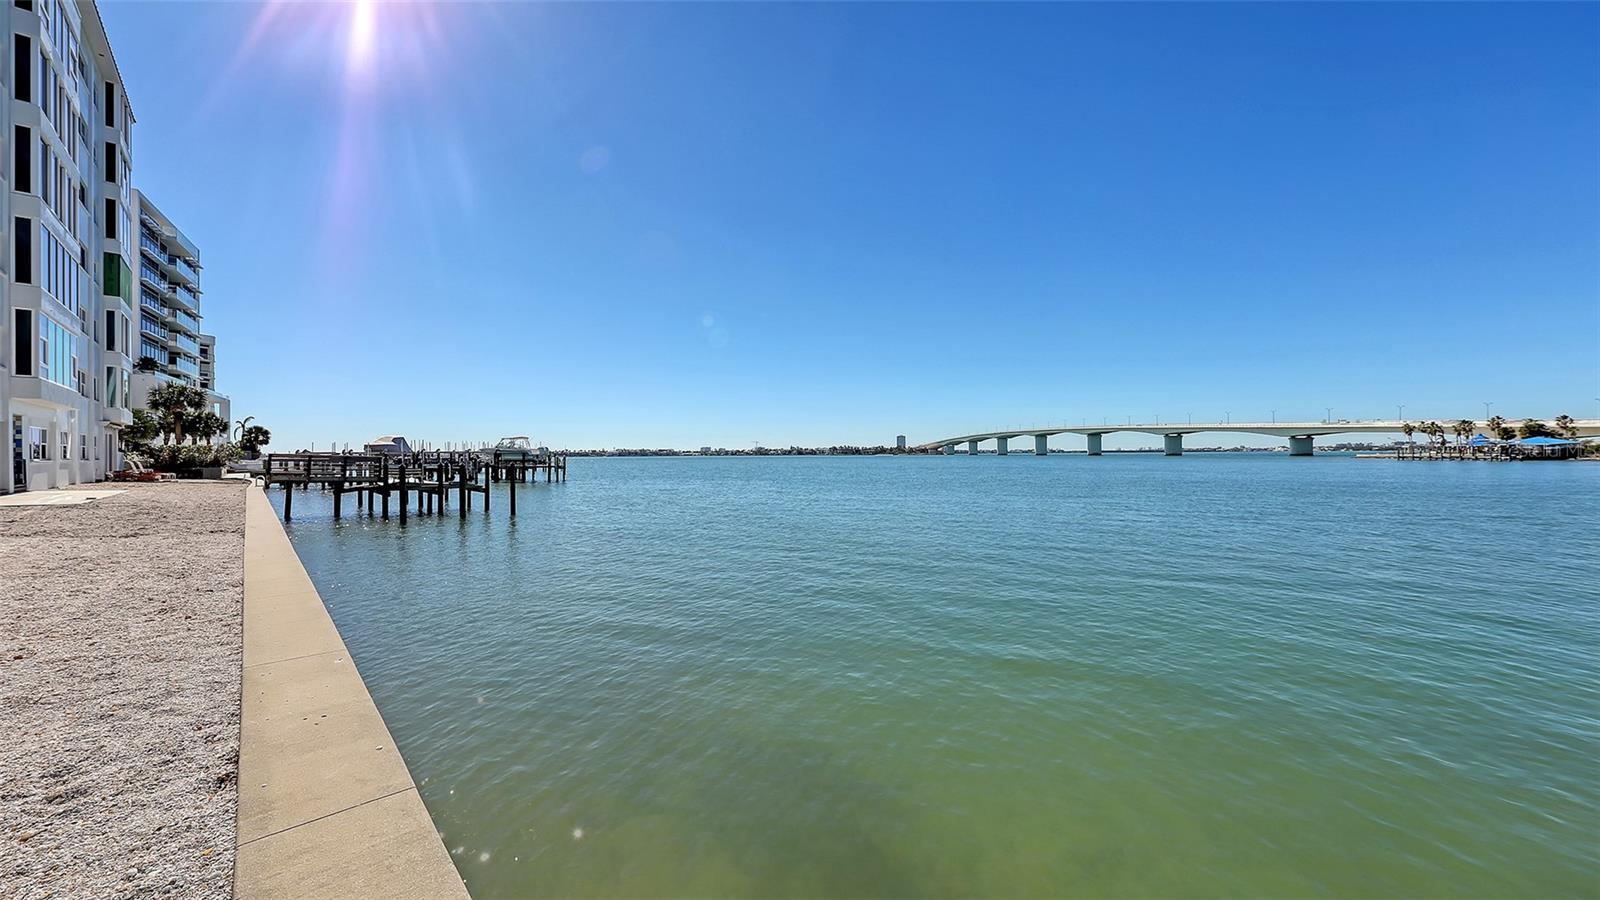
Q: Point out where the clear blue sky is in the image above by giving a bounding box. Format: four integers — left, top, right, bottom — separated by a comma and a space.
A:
103, 1, 1598, 450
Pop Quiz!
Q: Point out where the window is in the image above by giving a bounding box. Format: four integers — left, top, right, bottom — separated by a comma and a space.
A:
14, 36, 31, 103
80, 435, 87, 460
104, 81, 114, 128
104, 310, 115, 351
104, 198, 117, 239
13, 310, 34, 376
60, 431, 68, 462
104, 142, 117, 184
38, 316, 77, 388
28, 427, 47, 461
14, 217, 32, 284
13, 126, 30, 192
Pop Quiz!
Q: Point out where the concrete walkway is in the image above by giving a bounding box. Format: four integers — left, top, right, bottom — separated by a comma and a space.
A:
0, 488, 124, 506
235, 486, 468, 899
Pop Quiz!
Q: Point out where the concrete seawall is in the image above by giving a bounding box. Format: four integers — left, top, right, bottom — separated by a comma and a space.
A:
235, 485, 468, 899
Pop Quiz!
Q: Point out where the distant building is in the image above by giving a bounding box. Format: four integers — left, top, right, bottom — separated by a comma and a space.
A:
363, 435, 413, 455
896, 434, 907, 450
700, 446, 712, 455
129, 190, 229, 432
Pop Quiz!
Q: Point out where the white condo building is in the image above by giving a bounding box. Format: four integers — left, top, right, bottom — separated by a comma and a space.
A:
131, 189, 226, 426
3, 0, 136, 493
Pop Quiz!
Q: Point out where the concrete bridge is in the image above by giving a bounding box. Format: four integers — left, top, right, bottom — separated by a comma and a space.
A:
920, 419, 1600, 457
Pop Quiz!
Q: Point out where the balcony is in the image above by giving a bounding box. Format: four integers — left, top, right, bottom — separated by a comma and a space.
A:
172, 285, 201, 313
139, 232, 164, 264
173, 307, 200, 333
139, 263, 169, 294
173, 332, 199, 355
172, 356, 200, 377
172, 256, 200, 287
139, 288, 165, 315
140, 315, 168, 341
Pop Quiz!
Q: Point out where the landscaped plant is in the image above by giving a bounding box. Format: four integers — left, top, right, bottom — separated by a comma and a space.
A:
144, 382, 210, 445
122, 408, 161, 455
1518, 420, 1553, 439
238, 425, 272, 459
142, 441, 243, 472
187, 411, 228, 445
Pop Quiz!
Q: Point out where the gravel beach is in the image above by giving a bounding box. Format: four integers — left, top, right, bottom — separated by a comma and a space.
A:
0, 482, 246, 899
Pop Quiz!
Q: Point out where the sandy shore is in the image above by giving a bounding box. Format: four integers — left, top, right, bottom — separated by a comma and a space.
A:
0, 483, 246, 899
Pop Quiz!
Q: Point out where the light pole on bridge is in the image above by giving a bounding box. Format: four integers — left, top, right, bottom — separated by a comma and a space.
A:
1325, 407, 1333, 424
1483, 401, 1493, 421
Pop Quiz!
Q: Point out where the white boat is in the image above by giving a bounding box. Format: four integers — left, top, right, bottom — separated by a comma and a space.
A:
492, 436, 538, 461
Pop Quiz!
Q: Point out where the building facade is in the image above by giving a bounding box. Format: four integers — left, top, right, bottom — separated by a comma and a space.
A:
130, 189, 226, 428
3, 0, 136, 493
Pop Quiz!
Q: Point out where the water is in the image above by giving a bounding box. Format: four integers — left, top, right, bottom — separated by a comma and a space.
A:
271, 454, 1600, 897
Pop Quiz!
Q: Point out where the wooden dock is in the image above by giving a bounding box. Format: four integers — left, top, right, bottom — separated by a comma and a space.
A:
261, 450, 567, 523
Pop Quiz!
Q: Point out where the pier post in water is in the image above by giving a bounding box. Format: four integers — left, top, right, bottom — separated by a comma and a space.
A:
399, 469, 408, 524
282, 481, 293, 522
509, 468, 517, 517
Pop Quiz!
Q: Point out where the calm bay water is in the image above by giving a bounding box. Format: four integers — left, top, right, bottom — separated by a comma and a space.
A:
272, 454, 1600, 898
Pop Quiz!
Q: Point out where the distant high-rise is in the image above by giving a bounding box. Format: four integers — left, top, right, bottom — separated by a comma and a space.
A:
896, 434, 907, 450
130, 189, 227, 427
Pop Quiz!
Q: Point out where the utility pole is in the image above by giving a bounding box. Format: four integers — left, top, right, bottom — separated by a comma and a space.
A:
1483, 401, 1492, 421
1325, 407, 1333, 423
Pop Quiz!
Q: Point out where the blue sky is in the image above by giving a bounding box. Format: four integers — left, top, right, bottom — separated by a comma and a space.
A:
103, 1, 1598, 450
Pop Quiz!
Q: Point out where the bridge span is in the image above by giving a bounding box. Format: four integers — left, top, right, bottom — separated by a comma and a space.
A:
919, 419, 1600, 457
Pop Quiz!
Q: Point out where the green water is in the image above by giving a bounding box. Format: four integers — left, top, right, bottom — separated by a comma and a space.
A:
273, 455, 1599, 898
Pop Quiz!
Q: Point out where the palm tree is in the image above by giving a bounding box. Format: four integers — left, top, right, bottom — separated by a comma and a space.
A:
232, 415, 255, 442
1518, 420, 1552, 439
190, 411, 227, 445
1453, 419, 1475, 456
144, 382, 209, 445
1401, 422, 1416, 458
1554, 414, 1577, 439
1422, 421, 1446, 457
239, 425, 272, 459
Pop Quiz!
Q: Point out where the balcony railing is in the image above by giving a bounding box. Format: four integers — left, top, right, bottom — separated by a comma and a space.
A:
139, 232, 164, 261
140, 315, 168, 341
173, 356, 200, 376
173, 256, 200, 286
139, 263, 168, 294
173, 332, 199, 355
139, 288, 164, 315
174, 307, 200, 333
172, 285, 201, 313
